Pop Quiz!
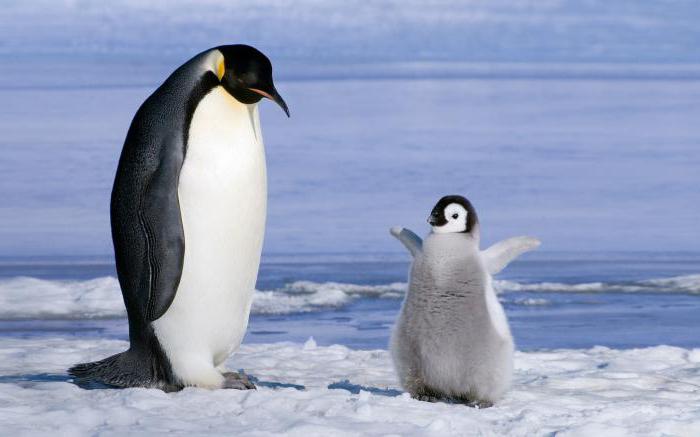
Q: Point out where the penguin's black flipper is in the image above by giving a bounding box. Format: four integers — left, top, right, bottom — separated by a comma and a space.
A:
111, 57, 218, 325
111, 115, 188, 325
390, 227, 423, 257
137, 136, 187, 321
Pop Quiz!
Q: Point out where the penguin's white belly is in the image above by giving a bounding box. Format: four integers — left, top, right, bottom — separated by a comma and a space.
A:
153, 87, 266, 376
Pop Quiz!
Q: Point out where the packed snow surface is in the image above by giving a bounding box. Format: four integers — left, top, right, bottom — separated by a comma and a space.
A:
1, 337, 699, 435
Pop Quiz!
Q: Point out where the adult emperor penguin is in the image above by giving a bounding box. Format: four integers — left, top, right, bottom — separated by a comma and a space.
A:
69, 45, 289, 391
389, 195, 540, 406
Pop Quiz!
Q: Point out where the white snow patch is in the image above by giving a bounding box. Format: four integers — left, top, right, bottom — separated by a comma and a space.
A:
494, 274, 700, 294
0, 277, 406, 319
1, 338, 699, 435
0, 276, 125, 319
303, 337, 317, 350
501, 297, 551, 306
2, 274, 700, 319
250, 281, 407, 315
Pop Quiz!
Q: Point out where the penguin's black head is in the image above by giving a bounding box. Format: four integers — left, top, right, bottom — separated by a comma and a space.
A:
428, 195, 478, 234
216, 44, 289, 117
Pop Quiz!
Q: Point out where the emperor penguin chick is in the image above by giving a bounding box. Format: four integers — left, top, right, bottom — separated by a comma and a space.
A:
389, 195, 540, 406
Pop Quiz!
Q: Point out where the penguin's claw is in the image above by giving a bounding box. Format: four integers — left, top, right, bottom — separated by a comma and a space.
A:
222, 372, 256, 390
413, 393, 440, 403
466, 399, 493, 409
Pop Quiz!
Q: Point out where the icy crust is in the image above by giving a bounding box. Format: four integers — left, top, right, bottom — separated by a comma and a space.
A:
0, 277, 407, 319
0, 276, 125, 319
250, 281, 406, 315
2, 275, 700, 319
497, 274, 700, 294
1, 338, 700, 435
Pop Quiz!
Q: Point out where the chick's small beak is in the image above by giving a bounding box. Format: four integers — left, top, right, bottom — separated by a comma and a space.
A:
248, 87, 290, 117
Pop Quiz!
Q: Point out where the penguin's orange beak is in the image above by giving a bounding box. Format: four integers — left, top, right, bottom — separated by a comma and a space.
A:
249, 87, 290, 117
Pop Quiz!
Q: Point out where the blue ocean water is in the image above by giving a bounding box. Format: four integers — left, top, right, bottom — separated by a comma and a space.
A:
1, 73, 698, 351
2, 77, 699, 255
1, 252, 699, 351
2, 76, 700, 350
0, 2, 699, 352
241, 252, 700, 350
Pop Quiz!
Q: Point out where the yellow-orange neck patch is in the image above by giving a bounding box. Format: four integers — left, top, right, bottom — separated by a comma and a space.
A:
216, 57, 225, 81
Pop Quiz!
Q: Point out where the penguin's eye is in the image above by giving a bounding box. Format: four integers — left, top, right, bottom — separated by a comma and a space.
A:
452, 213, 459, 219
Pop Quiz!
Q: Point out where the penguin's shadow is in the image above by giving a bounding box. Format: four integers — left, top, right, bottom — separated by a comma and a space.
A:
327, 379, 403, 397
246, 374, 305, 391
0, 373, 76, 388
1, 373, 120, 390
3, 373, 404, 395
2, 373, 178, 390
0, 372, 309, 392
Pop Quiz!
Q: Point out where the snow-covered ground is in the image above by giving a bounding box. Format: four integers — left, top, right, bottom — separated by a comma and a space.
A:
1, 337, 699, 436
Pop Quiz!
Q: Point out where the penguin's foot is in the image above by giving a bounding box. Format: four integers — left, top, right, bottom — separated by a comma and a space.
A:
459, 398, 493, 409
413, 393, 441, 403
451, 391, 494, 408
411, 388, 493, 408
222, 372, 256, 390
411, 386, 443, 403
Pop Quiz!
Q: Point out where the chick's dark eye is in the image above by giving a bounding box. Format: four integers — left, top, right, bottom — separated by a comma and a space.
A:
452, 213, 459, 219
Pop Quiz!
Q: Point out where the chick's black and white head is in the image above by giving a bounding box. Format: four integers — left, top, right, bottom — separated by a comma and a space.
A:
428, 195, 478, 234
